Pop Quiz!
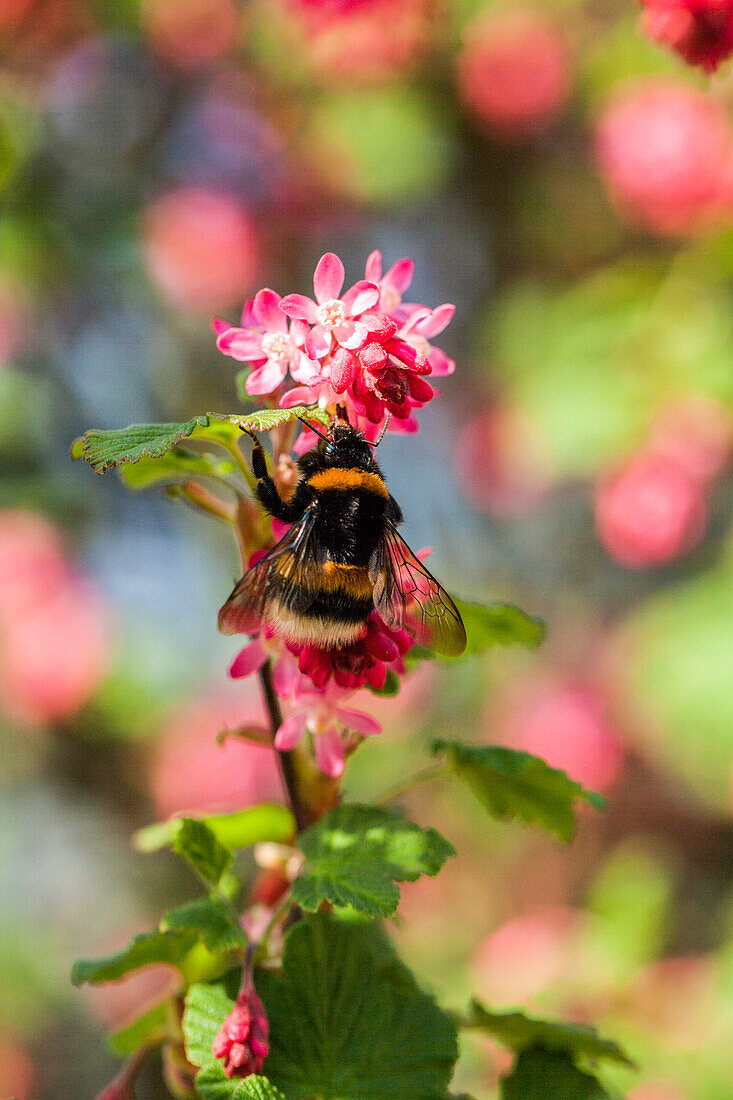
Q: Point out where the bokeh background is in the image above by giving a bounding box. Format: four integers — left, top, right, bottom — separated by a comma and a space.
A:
1, 0, 732, 1096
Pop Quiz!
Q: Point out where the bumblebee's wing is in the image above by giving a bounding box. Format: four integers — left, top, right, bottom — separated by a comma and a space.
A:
218, 508, 320, 635
369, 522, 466, 657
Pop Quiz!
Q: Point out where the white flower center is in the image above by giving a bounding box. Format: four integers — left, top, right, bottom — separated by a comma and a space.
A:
261, 331, 296, 362
316, 299, 346, 328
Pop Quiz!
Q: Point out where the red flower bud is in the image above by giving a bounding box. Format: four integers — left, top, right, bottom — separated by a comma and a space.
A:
212, 982, 269, 1079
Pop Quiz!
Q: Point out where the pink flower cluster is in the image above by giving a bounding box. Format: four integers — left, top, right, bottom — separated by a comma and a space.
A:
639, 0, 733, 72
215, 250, 454, 442
213, 982, 269, 1079
229, 611, 414, 777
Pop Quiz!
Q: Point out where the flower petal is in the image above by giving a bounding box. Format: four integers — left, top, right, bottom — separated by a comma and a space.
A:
229, 638, 267, 679
275, 711, 309, 751
335, 706, 383, 737
212, 316, 232, 336
280, 385, 318, 408
293, 427, 320, 454
313, 252, 345, 303
245, 360, 288, 395
280, 294, 318, 323
217, 329, 264, 361
290, 353, 323, 384
252, 288, 286, 332
272, 652, 298, 697
364, 250, 382, 282
315, 725, 345, 777
384, 257, 415, 294
428, 348, 455, 376
342, 280, 379, 315
334, 320, 368, 350
329, 347, 357, 393
416, 302, 455, 338
306, 325, 332, 360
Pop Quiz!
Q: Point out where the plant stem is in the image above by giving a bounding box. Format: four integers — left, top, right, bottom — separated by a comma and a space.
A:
258, 660, 312, 833
376, 762, 446, 806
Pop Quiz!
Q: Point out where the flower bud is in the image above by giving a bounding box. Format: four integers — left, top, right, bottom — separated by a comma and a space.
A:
212, 982, 269, 1079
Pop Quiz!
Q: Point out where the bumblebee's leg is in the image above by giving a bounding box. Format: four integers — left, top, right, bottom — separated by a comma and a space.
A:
245, 432, 310, 523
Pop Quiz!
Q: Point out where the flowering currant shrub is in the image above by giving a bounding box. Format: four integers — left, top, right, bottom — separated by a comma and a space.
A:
72, 252, 633, 1099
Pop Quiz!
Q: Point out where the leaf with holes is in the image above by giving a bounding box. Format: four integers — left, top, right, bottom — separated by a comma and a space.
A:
293, 804, 455, 917
161, 899, 246, 955
71, 406, 330, 475
431, 741, 605, 842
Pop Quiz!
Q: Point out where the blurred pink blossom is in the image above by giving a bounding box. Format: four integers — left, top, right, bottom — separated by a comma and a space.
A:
142, 0, 239, 70
152, 687, 282, 817
0, 1035, 36, 1100
596, 80, 732, 234
488, 677, 624, 792
457, 11, 572, 139
595, 450, 706, 567
0, 510, 109, 725
144, 186, 260, 311
647, 396, 732, 483
472, 906, 585, 1005
640, 0, 733, 72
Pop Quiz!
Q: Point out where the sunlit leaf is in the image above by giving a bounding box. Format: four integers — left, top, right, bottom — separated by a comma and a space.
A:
161, 899, 246, 954
71, 929, 196, 987
134, 804, 295, 855
431, 741, 605, 841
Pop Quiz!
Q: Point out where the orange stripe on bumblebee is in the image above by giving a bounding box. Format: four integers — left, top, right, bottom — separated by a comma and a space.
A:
273, 555, 372, 598
306, 467, 390, 498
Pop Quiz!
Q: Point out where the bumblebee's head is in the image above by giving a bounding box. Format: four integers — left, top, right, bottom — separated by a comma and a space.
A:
325, 419, 373, 468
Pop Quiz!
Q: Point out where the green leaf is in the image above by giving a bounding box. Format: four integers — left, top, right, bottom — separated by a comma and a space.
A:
71, 406, 330, 474
454, 600, 545, 655
109, 999, 172, 1055
71, 415, 216, 473
500, 1049, 613, 1100
71, 929, 196, 987
173, 819, 232, 890
161, 899, 246, 954
293, 804, 455, 917
117, 449, 235, 490
184, 916, 458, 1099
194, 1062, 286, 1100
431, 741, 605, 842
466, 1002, 634, 1068
134, 804, 295, 855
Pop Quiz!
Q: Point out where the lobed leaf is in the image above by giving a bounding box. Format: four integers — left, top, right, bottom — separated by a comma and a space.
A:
194, 1062, 286, 1100
431, 740, 605, 842
293, 804, 455, 917
500, 1048, 613, 1100
466, 1002, 634, 1068
71, 929, 196, 987
71, 406, 330, 475
173, 819, 232, 890
134, 804, 295, 855
161, 899, 246, 955
183, 915, 459, 1099
454, 600, 546, 655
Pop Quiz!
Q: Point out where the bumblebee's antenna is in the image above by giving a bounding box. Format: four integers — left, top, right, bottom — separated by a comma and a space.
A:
297, 417, 329, 442
365, 414, 391, 448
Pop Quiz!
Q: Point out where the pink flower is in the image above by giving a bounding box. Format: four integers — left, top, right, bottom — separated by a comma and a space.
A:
275, 684, 382, 778
215, 288, 320, 396
213, 981, 269, 1079
229, 627, 299, 698
595, 450, 706, 567
364, 249, 415, 320
457, 11, 572, 139
639, 0, 733, 73
398, 303, 456, 377
596, 80, 731, 235
280, 252, 379, 360
297, 611, 412, 691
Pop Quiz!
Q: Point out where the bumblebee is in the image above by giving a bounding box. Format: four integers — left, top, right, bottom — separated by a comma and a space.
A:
218, 410, 466, 657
